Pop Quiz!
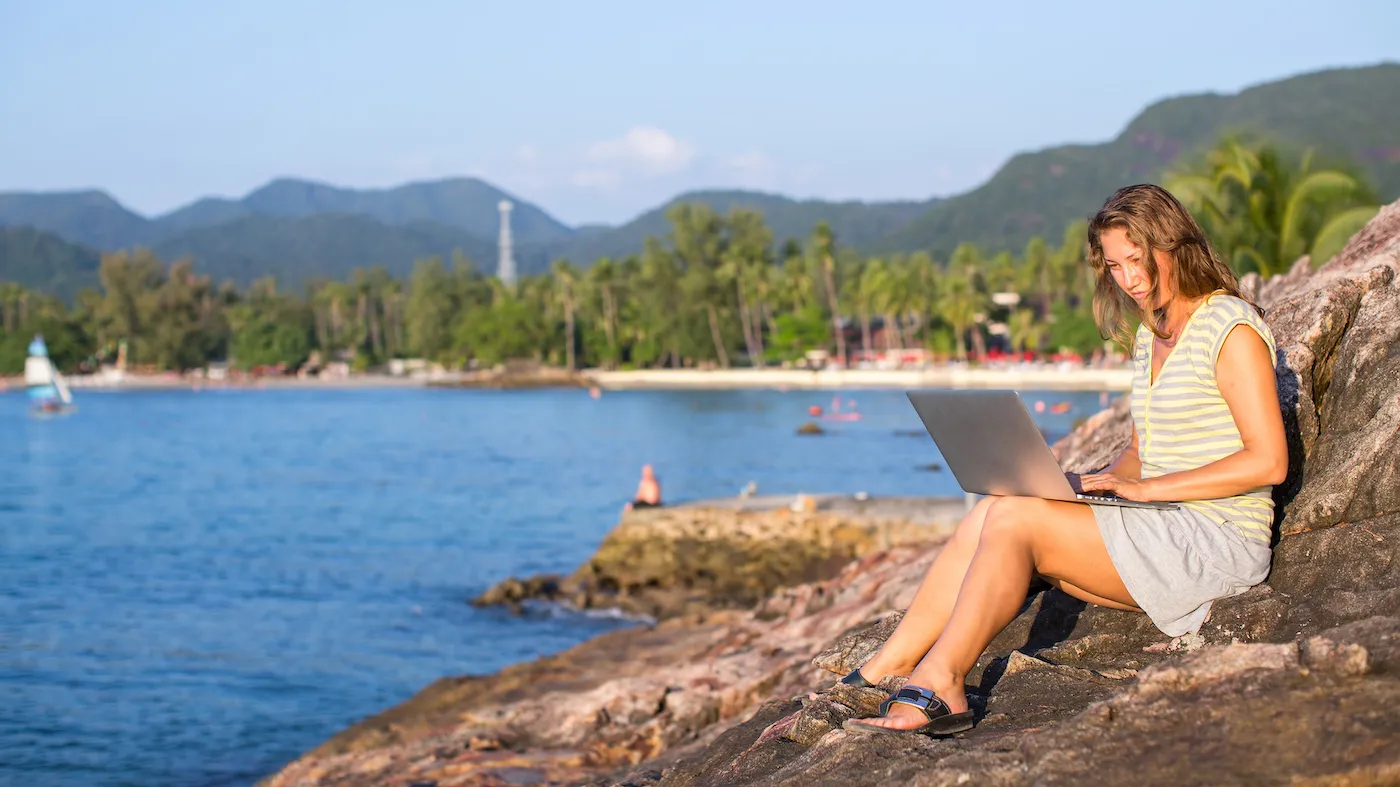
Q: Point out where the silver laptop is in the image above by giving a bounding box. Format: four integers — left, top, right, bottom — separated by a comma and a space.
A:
906, 390, 1177, 510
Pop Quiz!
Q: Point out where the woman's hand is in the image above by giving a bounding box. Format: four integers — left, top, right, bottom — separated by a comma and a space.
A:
1078, 472, 1154, 501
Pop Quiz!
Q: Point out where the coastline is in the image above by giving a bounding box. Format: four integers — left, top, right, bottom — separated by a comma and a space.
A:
2, 364, 1132, 393
587, 365, 1132, 391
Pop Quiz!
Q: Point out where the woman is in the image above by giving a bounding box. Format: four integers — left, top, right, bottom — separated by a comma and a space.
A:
842, 184, 1288, 736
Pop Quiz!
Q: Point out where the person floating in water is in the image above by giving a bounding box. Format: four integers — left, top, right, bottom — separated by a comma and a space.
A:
624, 464, 663, 510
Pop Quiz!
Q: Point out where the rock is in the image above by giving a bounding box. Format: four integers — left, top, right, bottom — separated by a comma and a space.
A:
470, 574, 564, 608
1302, 616, 1400, 676
811, 611, 904, 676
473, 499, 963, 621
1050, 393, 1132, 473
796, 422, 824, 435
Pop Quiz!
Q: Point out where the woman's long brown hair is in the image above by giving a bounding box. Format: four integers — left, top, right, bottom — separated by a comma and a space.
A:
1086, 184, 1257, 347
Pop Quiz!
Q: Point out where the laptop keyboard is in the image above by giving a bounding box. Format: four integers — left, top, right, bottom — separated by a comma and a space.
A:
1077, 492, 1124, 502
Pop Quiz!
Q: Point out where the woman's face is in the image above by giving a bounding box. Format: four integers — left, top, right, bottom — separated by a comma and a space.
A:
1100, 227, 1172, 308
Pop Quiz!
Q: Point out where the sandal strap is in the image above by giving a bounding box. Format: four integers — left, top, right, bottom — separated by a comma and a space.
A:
840, 668, 876, 689
879, 685, 948, 721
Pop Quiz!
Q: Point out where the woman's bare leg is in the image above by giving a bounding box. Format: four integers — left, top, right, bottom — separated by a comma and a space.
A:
855, 497, 1135, 728
857, 496, 999, 681
1047, 578, 1143, 613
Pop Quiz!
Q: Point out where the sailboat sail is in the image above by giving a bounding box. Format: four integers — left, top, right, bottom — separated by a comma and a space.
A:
24, 335, 70, 409
54, 371, 72, 405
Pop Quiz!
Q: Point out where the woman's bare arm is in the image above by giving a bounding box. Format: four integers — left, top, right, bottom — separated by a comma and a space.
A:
1082, 325, 1287, 501
1104, 423, 1141, 480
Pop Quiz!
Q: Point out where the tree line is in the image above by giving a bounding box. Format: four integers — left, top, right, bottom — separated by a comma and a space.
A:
0, 138, 1377, 376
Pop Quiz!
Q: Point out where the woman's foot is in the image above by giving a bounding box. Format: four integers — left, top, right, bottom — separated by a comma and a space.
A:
845, 667, 967, 731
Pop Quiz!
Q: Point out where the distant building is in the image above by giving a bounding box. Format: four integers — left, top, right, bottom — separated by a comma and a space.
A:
497, 200, 516, 286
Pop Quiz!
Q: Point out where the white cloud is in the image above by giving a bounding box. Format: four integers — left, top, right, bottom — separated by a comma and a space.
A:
586, 126, 696, 176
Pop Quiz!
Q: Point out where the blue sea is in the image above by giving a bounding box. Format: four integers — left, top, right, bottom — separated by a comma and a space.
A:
0, 386, 1108, 786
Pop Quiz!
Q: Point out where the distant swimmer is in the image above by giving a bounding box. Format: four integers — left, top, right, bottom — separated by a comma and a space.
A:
589, 386, 602, 399
624, 464, 663, 511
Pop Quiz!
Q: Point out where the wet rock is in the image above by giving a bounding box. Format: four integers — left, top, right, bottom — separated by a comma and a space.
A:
470, 574, 563, 608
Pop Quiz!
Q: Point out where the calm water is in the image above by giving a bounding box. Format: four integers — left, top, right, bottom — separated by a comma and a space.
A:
0, 386, 1107, 786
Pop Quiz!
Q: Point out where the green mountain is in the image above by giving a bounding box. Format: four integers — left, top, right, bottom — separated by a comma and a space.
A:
1, 177, 572, 250
151, 197, 251, 235
143, 177, 573, 244
0, 190, 154, 250
226, 177, 573, 243
0, 226, 103, 301
151, 213, 498, 287
882, 62, 1400, 256
537, 190, 937, 264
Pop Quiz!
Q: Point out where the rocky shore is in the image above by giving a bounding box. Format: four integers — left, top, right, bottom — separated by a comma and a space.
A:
265, 200, 1400, 787
471, 495, 967, 621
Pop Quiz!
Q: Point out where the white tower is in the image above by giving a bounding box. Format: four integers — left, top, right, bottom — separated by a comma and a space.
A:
497, 200, 516, 286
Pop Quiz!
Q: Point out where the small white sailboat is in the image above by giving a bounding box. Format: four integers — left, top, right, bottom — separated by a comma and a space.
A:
25, 334, 75, 415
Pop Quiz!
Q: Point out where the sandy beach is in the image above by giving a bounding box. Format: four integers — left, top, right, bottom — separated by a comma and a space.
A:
3, 364, 1131, 393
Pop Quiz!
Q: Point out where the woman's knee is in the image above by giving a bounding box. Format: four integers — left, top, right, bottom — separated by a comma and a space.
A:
978, 497, 1039, 544
951, 496, 997, 547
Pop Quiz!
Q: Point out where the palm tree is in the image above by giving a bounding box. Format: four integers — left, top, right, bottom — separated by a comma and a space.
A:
721, 208, 772, 367
853, 258, 885, 358
667, 204, 731, 368
1167, 137, 1377, 276
945, 244, 990, 361
1008, 307, 1048, 357
906, 251, 940, 349
811, 222, 847, 365
586, 258, 621, 369
0, 282, 25, 332
1022, 236, 1052, 317
939, 268, 980, 362
551, 259, 579, 370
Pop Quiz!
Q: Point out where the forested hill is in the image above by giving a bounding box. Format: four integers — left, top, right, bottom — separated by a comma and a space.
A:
879, 62, 1400, 256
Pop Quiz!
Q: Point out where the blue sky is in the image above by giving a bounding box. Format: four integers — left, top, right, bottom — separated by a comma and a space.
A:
1, 0, 1396, 226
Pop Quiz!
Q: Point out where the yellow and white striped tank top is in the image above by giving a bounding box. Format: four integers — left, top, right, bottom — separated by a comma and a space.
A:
1130, 293, 1277, 544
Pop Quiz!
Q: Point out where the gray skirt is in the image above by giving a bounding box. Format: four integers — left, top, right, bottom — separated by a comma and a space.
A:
1093, 504, 1273, 637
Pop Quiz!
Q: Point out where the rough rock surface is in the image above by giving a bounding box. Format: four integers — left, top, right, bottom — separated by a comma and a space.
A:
264, 545, 948, 786
473, 497, 965, 620
266, 201, 1400, 786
